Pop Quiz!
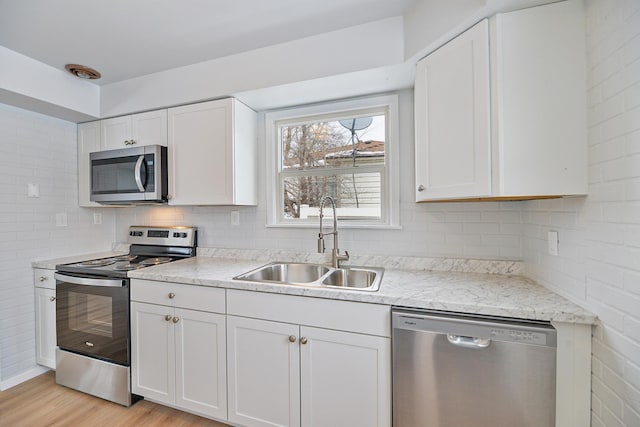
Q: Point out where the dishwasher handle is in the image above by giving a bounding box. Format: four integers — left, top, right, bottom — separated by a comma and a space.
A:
447, 334, 491, 349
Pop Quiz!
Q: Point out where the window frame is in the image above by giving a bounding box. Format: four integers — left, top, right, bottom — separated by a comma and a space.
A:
265, 94, 400, 229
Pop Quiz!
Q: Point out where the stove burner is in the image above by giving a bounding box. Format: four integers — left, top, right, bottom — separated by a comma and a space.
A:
139, 257, 173, 266
74, 258, 117, 268
112, 255, 138, 262
112, 263, 142, 271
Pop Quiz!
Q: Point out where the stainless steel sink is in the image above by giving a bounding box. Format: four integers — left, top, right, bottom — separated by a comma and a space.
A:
233, 262, 383, 291
321, 268, 378, 289
234, 262, 330, 284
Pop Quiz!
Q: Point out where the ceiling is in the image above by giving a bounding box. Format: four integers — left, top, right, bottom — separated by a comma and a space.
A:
0, 0, 414, 85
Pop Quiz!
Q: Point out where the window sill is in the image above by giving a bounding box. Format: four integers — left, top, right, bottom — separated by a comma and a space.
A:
265, 222, 402, 230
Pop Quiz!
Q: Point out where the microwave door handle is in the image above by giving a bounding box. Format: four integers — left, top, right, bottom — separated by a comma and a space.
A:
134, 155, 146, 192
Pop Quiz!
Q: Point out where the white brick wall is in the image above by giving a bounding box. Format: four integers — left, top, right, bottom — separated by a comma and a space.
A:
0, 103, 115, 384
524, 1, 640, 425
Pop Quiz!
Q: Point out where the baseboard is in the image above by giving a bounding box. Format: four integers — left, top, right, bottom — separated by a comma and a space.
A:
0, 365, 50, 391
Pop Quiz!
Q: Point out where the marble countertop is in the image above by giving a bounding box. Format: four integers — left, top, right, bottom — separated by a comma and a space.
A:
128, 255, 596, 324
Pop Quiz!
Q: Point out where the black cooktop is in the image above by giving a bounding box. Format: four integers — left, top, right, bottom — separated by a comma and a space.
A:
56, 226, 197, 278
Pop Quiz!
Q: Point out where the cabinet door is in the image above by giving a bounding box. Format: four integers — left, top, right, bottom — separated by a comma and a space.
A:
77, 121, 101, 207
167, 99, 233, 205
300, 327, 391, 427
492, 0, 587, 196
227, 315, 300, 427
131, 302, 175, 404
100, 115, 132, 150
175, 308, 227, 420
35, 287, 56, 369
414, 19, 491, 201
131, 110, 168, 147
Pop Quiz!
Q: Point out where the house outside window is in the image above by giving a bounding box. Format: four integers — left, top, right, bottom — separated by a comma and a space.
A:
266, 95, 400, 228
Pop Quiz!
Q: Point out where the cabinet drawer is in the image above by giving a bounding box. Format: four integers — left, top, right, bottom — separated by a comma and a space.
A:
34, 268, 56, 290
227, 289, 390, 337
131, 279, 225, 313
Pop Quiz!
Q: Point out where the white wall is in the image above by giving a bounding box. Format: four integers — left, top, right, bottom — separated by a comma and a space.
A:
523, 0, 640, 425
0, 46, 100, 122
99, 18, 406, 117
0, 103, 115, 385
115, 90, 524, 260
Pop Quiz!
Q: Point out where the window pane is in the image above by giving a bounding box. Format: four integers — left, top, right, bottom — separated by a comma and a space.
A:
280, 115, 385, 171
283, 172, 382, 220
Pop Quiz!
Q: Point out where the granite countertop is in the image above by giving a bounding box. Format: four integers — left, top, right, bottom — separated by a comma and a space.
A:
128, 255, 596, 325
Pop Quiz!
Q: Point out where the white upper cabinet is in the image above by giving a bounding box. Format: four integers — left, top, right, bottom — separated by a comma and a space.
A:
101, 109, 167, 150
415, 0, 587, 201
77, 121, 101, 207
414, 19, 491, 201
167, 98, 257, 206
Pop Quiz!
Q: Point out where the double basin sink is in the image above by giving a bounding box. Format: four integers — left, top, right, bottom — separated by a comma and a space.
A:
233, 262, 383, 292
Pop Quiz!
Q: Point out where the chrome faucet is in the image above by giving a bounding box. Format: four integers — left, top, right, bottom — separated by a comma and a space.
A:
317, 196, 350, 268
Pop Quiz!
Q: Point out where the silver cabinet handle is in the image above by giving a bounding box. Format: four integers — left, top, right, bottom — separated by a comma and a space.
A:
39, 276, 48, 282
172, 317, 180, 323
49, 296, 56, 302
165, 315, 172, 321
300, 337, 308, 345
288, 335, 297, 343
168, 292, 175, 299
417, 184, 425, 192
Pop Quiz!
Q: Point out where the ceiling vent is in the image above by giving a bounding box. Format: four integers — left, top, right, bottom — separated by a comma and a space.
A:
65, 64, 101, 80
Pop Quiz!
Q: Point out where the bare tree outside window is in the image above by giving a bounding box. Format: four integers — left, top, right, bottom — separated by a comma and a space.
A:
279, 116, 385, 220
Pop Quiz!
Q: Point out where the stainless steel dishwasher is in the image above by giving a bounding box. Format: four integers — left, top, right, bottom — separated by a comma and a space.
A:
392, 308, 557, 427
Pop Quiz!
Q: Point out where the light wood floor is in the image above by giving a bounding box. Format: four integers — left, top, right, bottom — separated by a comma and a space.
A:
0, 372, 231, 427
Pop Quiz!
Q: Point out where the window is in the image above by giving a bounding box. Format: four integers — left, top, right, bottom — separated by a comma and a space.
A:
266, 95, 399, 228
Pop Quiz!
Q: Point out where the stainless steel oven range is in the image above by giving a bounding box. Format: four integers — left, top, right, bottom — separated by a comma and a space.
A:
54, 226, 197, 406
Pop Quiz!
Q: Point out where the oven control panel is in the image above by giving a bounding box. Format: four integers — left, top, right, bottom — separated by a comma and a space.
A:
128, 226, 197, 247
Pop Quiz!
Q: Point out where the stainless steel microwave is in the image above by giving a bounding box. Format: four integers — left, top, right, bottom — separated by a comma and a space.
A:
90, 145, 168, 204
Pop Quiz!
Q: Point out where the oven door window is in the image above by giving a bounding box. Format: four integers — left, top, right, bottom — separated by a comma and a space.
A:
56, 282, 129, 365
68, 292, 114, 337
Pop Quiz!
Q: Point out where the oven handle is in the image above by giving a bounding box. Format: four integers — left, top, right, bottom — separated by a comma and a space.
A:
54, 273, 125, 288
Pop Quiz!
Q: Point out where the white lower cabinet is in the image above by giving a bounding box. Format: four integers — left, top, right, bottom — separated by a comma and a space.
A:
130, 280, 227, 421
227, 290, 391, 427
131, 282, 390, 426
300, 326, 389, 427
227, 316, 301, 427
34, 268, 56, 369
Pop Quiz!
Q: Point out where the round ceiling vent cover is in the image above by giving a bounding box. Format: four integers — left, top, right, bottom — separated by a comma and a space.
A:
65, 64, 101, 80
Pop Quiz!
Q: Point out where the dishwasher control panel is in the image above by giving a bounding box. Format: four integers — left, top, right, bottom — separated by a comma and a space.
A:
489, 327, 549, 345
392, 309, 557, 348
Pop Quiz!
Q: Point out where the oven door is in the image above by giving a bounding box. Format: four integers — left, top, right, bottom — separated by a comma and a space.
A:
55, 273, 130, 365
90, 144, 167, 204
